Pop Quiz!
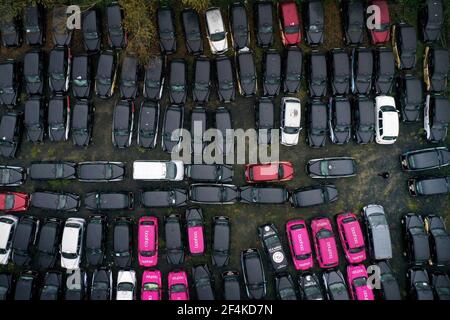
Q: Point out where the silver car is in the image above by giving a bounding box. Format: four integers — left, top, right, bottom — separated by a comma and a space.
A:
205, 8, 229, 54
362, 204, 393, 260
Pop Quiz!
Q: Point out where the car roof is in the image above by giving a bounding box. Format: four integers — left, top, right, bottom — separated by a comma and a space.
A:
24, 51, 40, 74
294, 188, 324, 206
114, 103, 130, 129
165, 217, 182, 248
426, 0, 443, 24
106, 4, 121, 23
24, 99, 41, 124
332, 51, 349, 76
308, 1, 324, 24
86, 220, 102, 248
72, 102, 89, 127
206, 8, 224, 33
283, 99, 301, 127
431, 48, 449, 72
417, 177, 449, 194
311, 53, 326, 77
433, 97, 450, 123
405, 77, 422, 104
73, 55, 88, 76
334, 99, 351, 124
170, 60, 185, 82
97, 52, 114, 76
0, 113, 18, 139
164, 106, 182, 133
243, 252, 263, 283
357, 98, 375, 124
38, 222, 58, 250
311, 102, 327, 127
378, 50, 395, 74
399, 24, 417, 49
48, 98, 64, 123
0, 63, 13, 85
114, 223, 129, 250
356, 50, 373, 74
213, 220, 229, 250
49, 48, 65, 70
62, 226, 80, 253
216, 57, 233, 80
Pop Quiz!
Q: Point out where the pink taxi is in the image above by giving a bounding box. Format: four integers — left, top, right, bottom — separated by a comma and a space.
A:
138, 216, 158, 267
286, 219, 313, 270
186, 207, 205, 255
311, 217, 339, 268
141, 270, 162, 300
168, 270, 189, 300
336, 212, 366, 264
346, 264, 375, 300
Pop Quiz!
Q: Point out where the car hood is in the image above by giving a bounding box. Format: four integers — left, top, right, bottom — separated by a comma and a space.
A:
281, 132, 299, 146
161, 37, 176, 53
309, 133, 326, 148
120, 85, 137, 100
210, 38, 228, 53
61, 256, 79, 269
53, 33, 72, 46
114, 133, 130, 148
86, 251, 103, 266
310, 81, 326, 97
84, 37, 100, 51
49, 126, 66, 142
307, 30, 323, 45
73, 83, 90, 99
0, 144, 16, 158
73, 131, 90, 146
347, 28, 363, 44
96, 82, 111, 97
167, 249, 184, 265
26, 32, 42, 45
0, 90, 17, 106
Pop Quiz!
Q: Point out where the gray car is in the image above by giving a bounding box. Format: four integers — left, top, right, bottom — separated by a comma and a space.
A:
290, 185, 338, 207
322, 270, 350, 300
0, 112, 22, 158
29, 161, 76, 180
119, 56, 138, 100
236, 50, 257, 97
189, 184, 239, 205
85, 191, 134, 211
23, 50, 44, 96
283, 47, 303, 94
24, 98, 45, 143
329, 49, 350, 96
255, 97, 275, 144
309, 52, 327, 97
401, 147, 450, 171
182, 8, 203, 55
161, 104, 184, 153
140, 189, 188, 208
328, 97, 351, 145
0, 165, 26, 186
138, 100, 159, 149
374, 47, 395, 94
214, 106, 233, 156
192, 265, 215, 300
82, 9, 101, 52
354, 95, 375, 144
190, 106, 208, 155
143, 56, 165, 101
185, 164, 233, 183
95, 50, 117, 98
229, 3, 249, 50
52, 6, 72, 46
48, 95, 70, 142
362, 204, 393, 260
306, 157, 357, 178
262, 49, 281, 97
31, 191, 80, 212
165, 214, 184, 265
240, 186, 288, 205
424, 94, 450, 143
352, 47, 373, 95
216, 56, 236, 103
193, 57, 211, 103
408, 176, 450, 196
77, 161, 125, 182
305, 0, 324, 45
71, 54, 91, 99
157, 7, 177, 54
254, 1, 274, 47
112, 100, 134, 148
106, 4, 126, 49
397, 74, 423, 122
212, 216, 230, 267
169, 59, 187, 104
48, 47, 71, 93
307, 100, 327, 148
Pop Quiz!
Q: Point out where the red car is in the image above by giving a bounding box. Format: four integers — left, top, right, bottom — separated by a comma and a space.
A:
369, 0, 390, 44
0, 192, 30, 212
245, 162, 294, 183
279, 2, 301, 46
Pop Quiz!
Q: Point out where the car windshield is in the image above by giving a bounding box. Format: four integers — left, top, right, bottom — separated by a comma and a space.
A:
195, 81, 209, 91
51, 72, 65, 80
241, 75, 255, 84
140, 250, 155, 257
121, 79, 135, 87
265, 76, 280, 85
187, 30, 201, 40
165, 162, 177, 179
317, 229, 333, 239
353, 277, 367, 287
117, 282, 133, 292
368, 213, 387, 227
284, 127, 299, 134
220, 80, 234, 90
296, 253, 311, 260
304, 284, 321, 297
329, 283, 346, 295
73, 78, 88, 87
26, 25, 40, 33
160, 30, 174, 39
0, 87, 15, 94
260, 25, 273, 33
265, 235, 280, 247
375, 23, 389, 31
279, 288, 295, 299
171, 284, 186, 293
415, 282, 430, 291
171, 84, 185, 92
109, 25, 122, 36
4, 194, 14, 210
93, 281, 108, 290
287, 72, 301, 81
98, 76, 111, 85
143, 283, 159, 291
285, 25, 299, 34
210, 32, 225, 42
62, 252, 77, 259
26, 75, 41, 83
84, 31, 98, 40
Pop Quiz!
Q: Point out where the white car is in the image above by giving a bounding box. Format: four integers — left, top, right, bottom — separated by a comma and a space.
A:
60, 218, 85, 269
375, 95, 399, 144
205, 7, 229, 54
116, 270, 136, 300
280, 97, 302, 146
132, 160, 184, 181
0, 215, 18, 265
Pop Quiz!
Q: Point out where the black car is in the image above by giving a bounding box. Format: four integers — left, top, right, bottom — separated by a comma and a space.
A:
24, 98, 44, 143
78, 161, 125, 182
424, 47, 449, 93
161, 104, 184, 153
424, 94, 450, 143
408, 267, 434, 300
11, 215, 38, 267
140, 189, 188, 208
192, 265, 215, 300
0, 273, 12, 300
290, 185, 338, 207
329, 97, 351, 145
90, 268, 112, 300
262, 49, 281, 97
212, 216, 230, 267
392, 22, 417, 70
31, 191, 80, 212
408, 176, 450, 196
23, 49, 44, 96
222, 270, 241, 300
322, 270, 350, 300
352, 47, 373, 95
157, 7, 176, 54
48, 47, 71, 94
29, 161, 76, 180
165, 214, 184, 265
432, 272, 450, 300
214, 106, 233, 155
48, 95, 70, 142
376, 261, 401, 300
307, 157, 357, 178
106, 4, 126, 49
85, 191, 134, 211
241, 248, 266, 300
182, 8, 203, 55
354, 95, 375, 144
309, 52, 327, 97
305, 0, 324, 45
138, 100, 159, 149
240, 186, 289, 205
402, 213, 431, 265
85, 215, 107, 267
185, 164, 233, 183
39, 271, 62, 300
258, 223, 288, 272
400, 147, 450, 172
255, 97, 275, 144
65, 270, 87, 300
307, 100, 327, 148
216, 56, 236, 103
35, 217, 61, 269
254, 1, 274, 47
71, 54, 91, 99
0, 15, 21, 47
71, 100, 94, 147
112, 100, 134, 148
193, 56, 211, 103
374, 47, 395, 94
189, 184, 239, 205
229, 3, 249, 50
82, 9, 101, 52
420, 0, 444, 43
342, 0, 364, 45
169, 59, 187, 104
52, 6, 72, 46
95, 50, 117, 98
275, 273, 297, 300
397, 74, 423, 122
0, 112, 22, 158
14, 271, 38, 300
143, 56, 165, 101
236, 50, 257, 97
119, 56, 139, 100
283, 47, 303, 94
329, 49, 350, 95
426, 214, 450, 266
298, 272, 324, 300
113, 217, 132, 268
0, 60, 20, 107
24, 5, 44, 46
0, 165, 26, 186
190, 106, 207, 155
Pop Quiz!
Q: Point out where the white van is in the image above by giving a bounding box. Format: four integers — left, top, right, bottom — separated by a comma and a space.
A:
133, 160, 184, 181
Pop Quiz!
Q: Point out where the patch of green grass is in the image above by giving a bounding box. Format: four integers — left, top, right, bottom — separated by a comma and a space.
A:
31, 146, 42, 159
47, 180, 71, 189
